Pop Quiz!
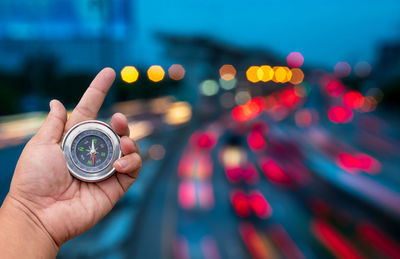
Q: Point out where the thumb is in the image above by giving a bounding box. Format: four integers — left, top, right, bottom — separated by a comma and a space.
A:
34, 100, 67, 144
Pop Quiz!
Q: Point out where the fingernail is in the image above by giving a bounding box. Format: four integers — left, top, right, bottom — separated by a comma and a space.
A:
115, 159, 128, 170
49, 99, 57, 110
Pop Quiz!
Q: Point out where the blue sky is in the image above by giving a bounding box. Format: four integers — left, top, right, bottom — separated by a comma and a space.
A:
135, 0, 400, 70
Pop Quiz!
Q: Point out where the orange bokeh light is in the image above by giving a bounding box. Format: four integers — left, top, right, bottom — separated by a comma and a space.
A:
289, 68, 304, 85
168, 64, 185, 80
219, 64, 237, 81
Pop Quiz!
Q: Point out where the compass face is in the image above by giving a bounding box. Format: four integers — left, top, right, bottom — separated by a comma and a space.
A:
71, 130, 113, 173
62, 120, 121, 182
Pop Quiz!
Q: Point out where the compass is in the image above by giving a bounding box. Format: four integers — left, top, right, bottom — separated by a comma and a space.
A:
62, 120, 122, 182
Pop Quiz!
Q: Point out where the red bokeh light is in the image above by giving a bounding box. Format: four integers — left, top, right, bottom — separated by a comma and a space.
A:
343, 91, 364, 109
247, 131, 266, 151
280, 88, 300, 107
326, 81, 345, 97
248, 190, 272, 219
328, 106, 353, 124
231, 190, 251, 217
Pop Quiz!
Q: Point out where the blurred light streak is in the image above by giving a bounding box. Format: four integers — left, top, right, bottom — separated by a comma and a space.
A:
201, 236, 221, 259
308, 197, 332, 218
164, 102, 192, 125
219, 64, 237, 81
354, 62, 371, 78
0, 113, 45, 147
246, 66, 261, 83
247, 130, 266, 151
120, 66, 139, 83
259, 158, 293, 185
343, 91, 364, 109
239, 222, 270, 258
337, 153, 381, 174
232, 96, 265, 122
290, 68, 304, 85
148, 144, 166, 160
113, 99, 146, 117
168, 64, 185, 80
127, 121, 154, 140
149, 96, 174, 114
219, 78, 237, 90
248, 190, 272, 219
189, 131, 217, 150
311, 219, 364, 259
173, 236, 190, 259
147, 65, 165, 82
356, 222, 400, 258
269, 224, 305, 259
198, 182, 215, 210
334, 62, 351, 78
230, 190, 251, 217
287, 52, 304, 68
200, 80, 219, 96
178, 179, 196, 210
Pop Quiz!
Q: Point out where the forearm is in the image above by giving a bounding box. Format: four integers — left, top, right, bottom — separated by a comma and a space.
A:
0, 196, 59, 259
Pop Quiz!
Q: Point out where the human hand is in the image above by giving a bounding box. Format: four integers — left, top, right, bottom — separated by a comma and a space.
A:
0, 68, 142, 257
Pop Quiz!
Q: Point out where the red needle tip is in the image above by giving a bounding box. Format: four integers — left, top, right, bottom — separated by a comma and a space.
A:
91, 154, 95, 166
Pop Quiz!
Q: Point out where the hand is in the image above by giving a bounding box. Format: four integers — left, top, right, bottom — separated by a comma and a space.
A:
0, 68, 142, 256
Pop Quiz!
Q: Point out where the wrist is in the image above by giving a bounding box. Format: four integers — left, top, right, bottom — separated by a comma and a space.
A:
0, 195, 59, 259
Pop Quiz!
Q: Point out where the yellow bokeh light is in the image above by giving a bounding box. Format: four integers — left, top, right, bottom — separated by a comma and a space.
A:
273, 67, 289, 83
259, 65, 274, 82
147, 65, 165, 82
168, 64, 185, 80
290, 68, 304, 85
121, 66, 139, 83
219, 64, 237, 81
246, 66, 260, 83
164, 102, 192, 125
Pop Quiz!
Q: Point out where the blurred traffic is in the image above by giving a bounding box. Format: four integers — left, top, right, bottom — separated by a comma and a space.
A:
1, 1, 400, 258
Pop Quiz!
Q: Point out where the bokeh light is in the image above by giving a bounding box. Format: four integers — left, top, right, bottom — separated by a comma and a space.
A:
259, 65, 274, 82
200, 80, 219, 96
147, 65, 165, 82
220, 92, 235, 108
164, 102, 192, 125
289, 68, 304, 85
287, 52, 304, 68
219, 64, 237, 81
328, 106, 353, 123
343, 91, 364, 109
246, 66, 260, 83
168, 64, 185, 80
219, 78, 237, 90
235, 91, 251, 105
326, 80, 345, 97
354, 61, 371, 78
148, 144, 166, 160
334, 62, 351, 78
273, 67, 291, 83
121, 66, 139, 83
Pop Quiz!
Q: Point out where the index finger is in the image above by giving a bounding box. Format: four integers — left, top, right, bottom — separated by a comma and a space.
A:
65, 67, 116, 132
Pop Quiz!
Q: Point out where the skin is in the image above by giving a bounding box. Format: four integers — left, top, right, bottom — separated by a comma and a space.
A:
0, 68, 142, 258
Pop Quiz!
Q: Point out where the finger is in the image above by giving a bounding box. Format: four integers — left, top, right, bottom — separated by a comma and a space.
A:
110, 113, 130, 137
120, 136, 139, 155
114, 153, 142, 178
34, 100, 67, 144
65, 68, 116, 131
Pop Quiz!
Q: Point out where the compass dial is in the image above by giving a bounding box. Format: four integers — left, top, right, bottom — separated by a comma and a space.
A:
62, 120, 121, 182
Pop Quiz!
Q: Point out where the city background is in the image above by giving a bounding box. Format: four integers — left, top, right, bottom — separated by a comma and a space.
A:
0, 0, 400, 258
